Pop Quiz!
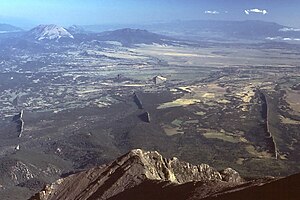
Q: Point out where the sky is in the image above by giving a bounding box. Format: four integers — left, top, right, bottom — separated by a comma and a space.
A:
0, 0, 300, 28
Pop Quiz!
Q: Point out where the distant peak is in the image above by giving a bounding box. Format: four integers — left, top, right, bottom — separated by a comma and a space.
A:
28, 24, 74, 41
0, 23, 22, 32
111, 28, 150, 34
98, 28, 169, 46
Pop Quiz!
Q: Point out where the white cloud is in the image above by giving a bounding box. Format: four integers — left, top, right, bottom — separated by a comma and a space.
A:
266, 36, 300, 42
266, 37, 281, 40
279, 27, 300, 32
204, 10, 220, 15
283, 37, 292, 41
245, 8, 268, 15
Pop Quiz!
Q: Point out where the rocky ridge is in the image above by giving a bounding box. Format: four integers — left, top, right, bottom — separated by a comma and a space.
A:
30, 149, 242, 200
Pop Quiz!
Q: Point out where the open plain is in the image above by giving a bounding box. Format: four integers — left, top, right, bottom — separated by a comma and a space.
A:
0, 27, 300, 199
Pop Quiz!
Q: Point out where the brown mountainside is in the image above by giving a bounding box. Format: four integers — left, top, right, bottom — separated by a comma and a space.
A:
30, 149, 299, 200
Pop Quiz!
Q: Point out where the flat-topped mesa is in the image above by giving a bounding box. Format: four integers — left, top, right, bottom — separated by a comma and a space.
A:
30, 149, 242, 200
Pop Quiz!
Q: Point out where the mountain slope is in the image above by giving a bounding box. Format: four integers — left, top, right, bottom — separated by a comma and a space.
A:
30, 149, 300, 200
96, 28, 173, 46
141, 20, 300, 41
67, 25, 86, 34
27, 24, 74, 41
30, 149, 242, 200
203, 173, 300, 200
0, 23, 22, 33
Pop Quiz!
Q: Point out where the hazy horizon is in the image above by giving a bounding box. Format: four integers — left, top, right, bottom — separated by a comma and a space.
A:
1, 0, 300, 28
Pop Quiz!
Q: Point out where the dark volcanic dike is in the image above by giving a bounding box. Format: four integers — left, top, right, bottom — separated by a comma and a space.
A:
259, 91, 278, 159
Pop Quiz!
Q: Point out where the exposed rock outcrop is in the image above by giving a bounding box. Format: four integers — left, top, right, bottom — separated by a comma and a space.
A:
133, 93, 143, 109
259, 91, 278, 159
12, 110, 24, 138
220, 168, 243, 183
291, 83, 300, 90
30, 149, 242, 200
153, 75, 167, 85
138, 112, 151, 123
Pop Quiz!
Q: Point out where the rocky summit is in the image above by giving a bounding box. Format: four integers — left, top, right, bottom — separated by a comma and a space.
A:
29, 149, 300, 200
30, 149, 243, 200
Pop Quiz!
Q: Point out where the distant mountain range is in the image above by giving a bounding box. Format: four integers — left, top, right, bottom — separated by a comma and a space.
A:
2, 24, 173, 46
82, 20, 300, 42
0, 23, 22, 33
1, 20, 300, 45
145, 20, 300, 41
